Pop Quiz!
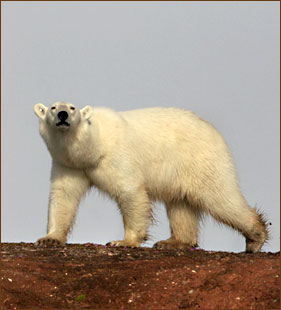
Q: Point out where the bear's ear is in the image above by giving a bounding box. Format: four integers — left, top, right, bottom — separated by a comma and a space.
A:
80, 106, 93, 120
34, 103, 48, 120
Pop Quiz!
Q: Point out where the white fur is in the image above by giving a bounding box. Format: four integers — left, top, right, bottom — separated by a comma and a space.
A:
34, 102, 268, 252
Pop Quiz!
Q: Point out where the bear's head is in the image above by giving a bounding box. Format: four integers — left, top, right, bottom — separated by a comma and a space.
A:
34, 102, 95, 167
34, 102, 93, 133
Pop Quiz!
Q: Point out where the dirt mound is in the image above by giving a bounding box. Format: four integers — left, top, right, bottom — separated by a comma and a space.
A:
1, 243, 279, 309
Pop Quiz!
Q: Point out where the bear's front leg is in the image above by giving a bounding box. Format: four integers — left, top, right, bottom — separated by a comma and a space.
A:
107, 189, 152, 248
36, 161, 90, 246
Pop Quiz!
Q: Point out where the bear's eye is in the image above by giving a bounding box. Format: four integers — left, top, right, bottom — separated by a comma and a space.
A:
51, 107, 56, 110
70, 107, 75, 110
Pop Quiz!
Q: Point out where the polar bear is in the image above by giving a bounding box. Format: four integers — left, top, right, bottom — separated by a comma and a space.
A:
34, 101, 269, 252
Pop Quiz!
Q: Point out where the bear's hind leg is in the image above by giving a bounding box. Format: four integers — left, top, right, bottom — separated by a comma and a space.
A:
204, 194, 269, 253
153, 202, 200, 250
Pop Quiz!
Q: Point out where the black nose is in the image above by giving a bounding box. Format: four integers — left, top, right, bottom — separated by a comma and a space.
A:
58, 111, 68, 121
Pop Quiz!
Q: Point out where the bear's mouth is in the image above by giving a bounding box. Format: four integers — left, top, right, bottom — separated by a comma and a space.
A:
56, 121, 70, 127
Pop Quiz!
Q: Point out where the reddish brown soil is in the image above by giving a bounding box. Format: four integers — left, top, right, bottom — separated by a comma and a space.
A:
1, 243, 279, 309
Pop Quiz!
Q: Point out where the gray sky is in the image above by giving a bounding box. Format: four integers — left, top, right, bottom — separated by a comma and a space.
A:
2, 2, 280, 252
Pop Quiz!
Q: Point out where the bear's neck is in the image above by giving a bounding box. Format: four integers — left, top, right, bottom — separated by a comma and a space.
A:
44, 123, 103, 169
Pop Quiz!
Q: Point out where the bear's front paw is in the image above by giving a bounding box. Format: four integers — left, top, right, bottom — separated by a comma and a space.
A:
35, 236, 64, 247
106, 240, 140, 248
153, 239, 198, 250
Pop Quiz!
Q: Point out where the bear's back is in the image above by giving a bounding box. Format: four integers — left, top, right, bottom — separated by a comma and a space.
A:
118, 107, 221, 147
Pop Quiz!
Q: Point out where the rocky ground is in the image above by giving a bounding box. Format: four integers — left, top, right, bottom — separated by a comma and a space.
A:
1, 243, 280, 309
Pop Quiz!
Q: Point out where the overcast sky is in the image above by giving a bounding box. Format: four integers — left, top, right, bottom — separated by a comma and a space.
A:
2, 2, 280, 252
